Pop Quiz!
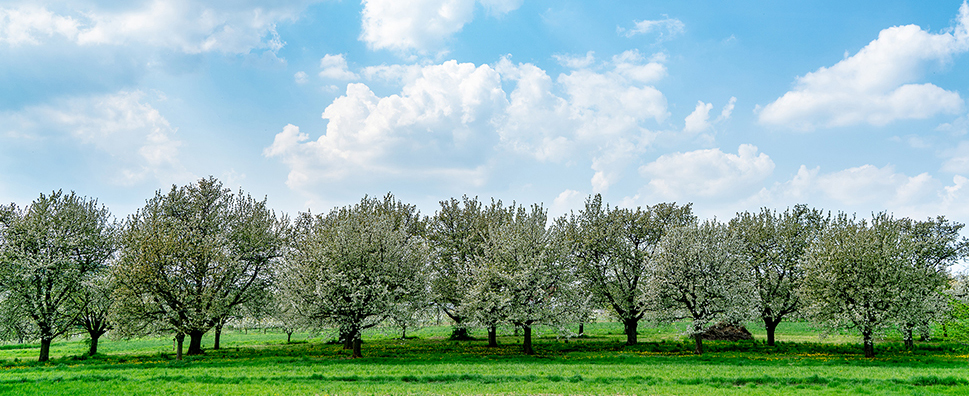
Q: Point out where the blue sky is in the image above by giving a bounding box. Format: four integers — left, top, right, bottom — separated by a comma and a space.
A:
2, 0, 969, 229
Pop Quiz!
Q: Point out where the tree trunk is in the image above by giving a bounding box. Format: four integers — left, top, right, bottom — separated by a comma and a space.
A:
286, 331, 293, 343
578, 323, 584, 336
88, 330, 105, 356
903, 328, 914, 350
623, 318, 639, 345
693, 334, 704, 355
351, 337, 362, 358
175, 333, 185, 361
187, 330, 205, 355
39, 338, 52, 362
862, 330, 875, 358
764, 317, 780, 346
943, 323, 948, 338
522, 324, 534, 355
400, 325, 407, 340
487, 325, 498, 347
213, 323, 223, 350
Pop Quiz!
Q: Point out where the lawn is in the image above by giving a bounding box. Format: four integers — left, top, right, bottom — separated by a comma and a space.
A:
1, 321, 967, 395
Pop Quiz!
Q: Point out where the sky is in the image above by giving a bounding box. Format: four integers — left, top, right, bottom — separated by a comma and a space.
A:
2, 0, 969, 230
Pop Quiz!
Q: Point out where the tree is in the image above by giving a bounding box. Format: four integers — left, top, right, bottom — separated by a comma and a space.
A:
892, 217, 966, 348
114, 177, 285, 358
0, 191, 116, 362
562, 195, 695, 345
426, 196, 509, 340
799, 212, 956, 357
77, 273, 116, 356
650, 220, 753, 355
474, 203, 574, 355
730, 205, 827, 346
279, 194, 426, 358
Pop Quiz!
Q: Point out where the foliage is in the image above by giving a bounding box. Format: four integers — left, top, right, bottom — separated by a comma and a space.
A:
561, 194, 695, 345
800, 212, 962, 357
650, 220, 755, 354
426, 196, 509, 340
0, 191, 116, 361
471, 203, 575, 354
279, 194, 427, 358
729, 204, 827, 346
112, 177, 285, 357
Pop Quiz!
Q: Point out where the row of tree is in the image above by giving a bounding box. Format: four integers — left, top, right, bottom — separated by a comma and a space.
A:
1, 177, 966, 362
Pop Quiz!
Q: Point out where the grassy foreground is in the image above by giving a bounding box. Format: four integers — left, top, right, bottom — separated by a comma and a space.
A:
1, 322, 968, 395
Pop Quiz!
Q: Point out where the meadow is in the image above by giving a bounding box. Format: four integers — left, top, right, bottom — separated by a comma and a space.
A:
1, 321, 968, 395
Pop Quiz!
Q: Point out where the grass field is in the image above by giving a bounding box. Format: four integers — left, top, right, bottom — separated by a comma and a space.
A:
1, 321, 968, 395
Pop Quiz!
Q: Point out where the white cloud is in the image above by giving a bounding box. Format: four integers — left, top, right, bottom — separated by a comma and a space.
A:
0, 5, 80, 45
638, 144, 775, 199
268, 53, 672, 195
618, 16, 685, 41
0, 1, 308, 54
549, 189, 585, 220
319, 54, 359, 80
359, 0, 522, 54
0, 90, 192, 185
683, 101, 714, 134
718, 97, 736, 122
759, 1, 969, 130
294, 71, 308, 84
266, 60, 506, 188
553, 51, 596, 69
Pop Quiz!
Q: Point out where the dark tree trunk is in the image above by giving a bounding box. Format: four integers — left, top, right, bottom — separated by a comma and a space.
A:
522, 324, 534, 355
351, 337, 362, 358
487, 325, 498, 347
187, 330, 205, 355
693, 334, 704, 355
903, 328, 914, 350
943, 323, 948, 338
400, 325, 407, 340
175, 333, 185, 360
862, 330, 875, 358
88, 330, 105, 356
623, 318, 639, 345
286, 331, 293, 343
764, 317, 781, 346
39, 338, 52, 362
213, 323, 223, 350
578, 323, 584, 336
343, 337, 353, 350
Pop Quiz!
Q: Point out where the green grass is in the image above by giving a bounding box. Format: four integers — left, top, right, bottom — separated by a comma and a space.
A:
2, 321, 968, 395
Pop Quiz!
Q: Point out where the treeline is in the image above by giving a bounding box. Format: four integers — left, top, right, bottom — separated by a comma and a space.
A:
1, 176, 968, 362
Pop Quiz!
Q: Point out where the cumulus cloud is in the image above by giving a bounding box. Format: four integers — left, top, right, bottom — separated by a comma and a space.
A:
359, 0, 522, 53
319, 54, 359, 80
0, 0, 308, 54
759, 1, 969, 130
0, 90, 192, 185
618, 16, 685, 41
638, 144, 775, 199
267, 53, 672, 194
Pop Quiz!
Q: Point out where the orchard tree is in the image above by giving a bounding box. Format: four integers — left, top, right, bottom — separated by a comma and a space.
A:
892, 217, 967, 348
427, 196, 510, 340
279, 194, 426, 358
0, 191, 116, 362
730, 205, 827, 346
800, 212, 939, 358
77, 273, 116, 356
650, 220, 754, 355
562, 194, 695, 345
114, 177, 285, 358
475, 203, 574, 355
